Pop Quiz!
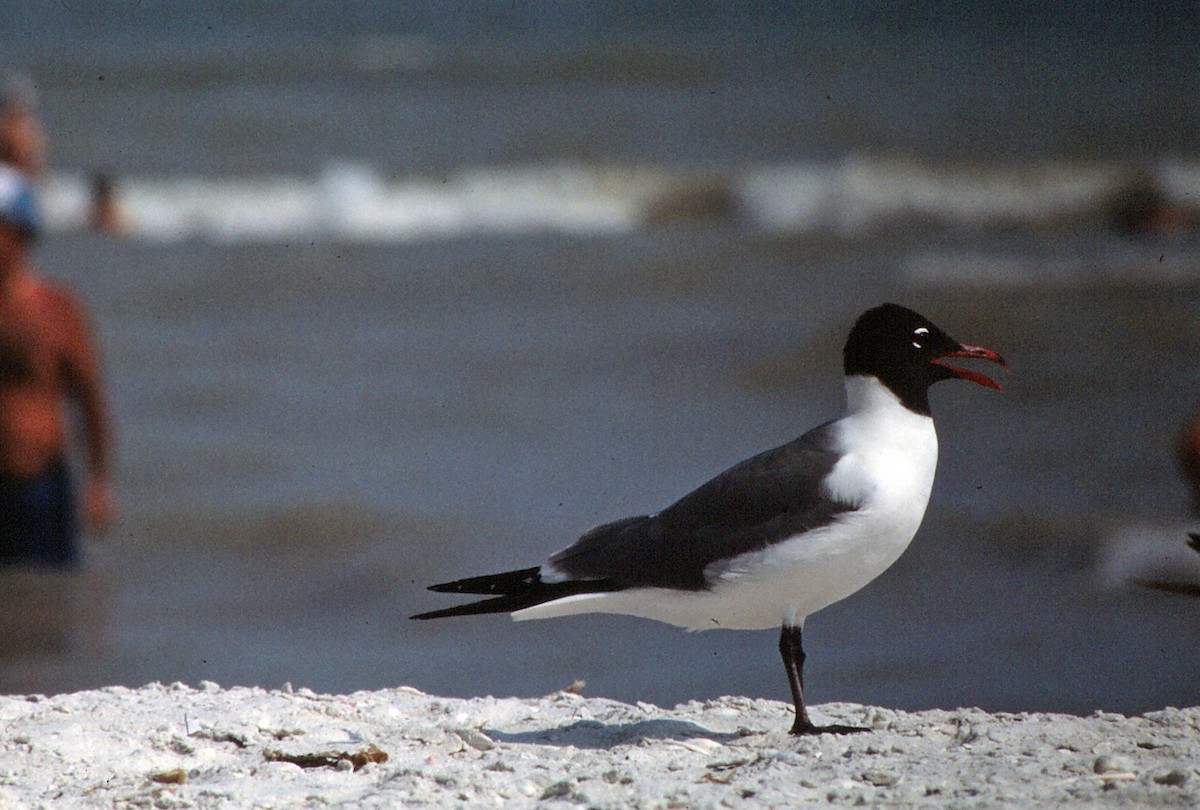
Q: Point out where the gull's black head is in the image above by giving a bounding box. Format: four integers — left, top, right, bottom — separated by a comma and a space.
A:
843, 303, 1008, 415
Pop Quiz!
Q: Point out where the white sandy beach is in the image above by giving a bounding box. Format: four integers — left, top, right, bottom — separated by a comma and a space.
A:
0, 683, 1196, 808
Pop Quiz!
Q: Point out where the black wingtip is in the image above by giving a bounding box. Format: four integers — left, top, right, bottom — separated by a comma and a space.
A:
413, 566, 551, 620
410, 589, 568, 620
426, 566, 542, 595
413, 566, 619, 620
410, 601, 508, 620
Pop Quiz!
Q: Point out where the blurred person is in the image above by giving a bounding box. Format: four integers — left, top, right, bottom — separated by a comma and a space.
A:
0, 166, 113, 568
88, 171, 127, 237
0, 74, 47, 178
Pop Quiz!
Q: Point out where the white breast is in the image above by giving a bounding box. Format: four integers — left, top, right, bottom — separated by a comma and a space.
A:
824, 375, 939, 525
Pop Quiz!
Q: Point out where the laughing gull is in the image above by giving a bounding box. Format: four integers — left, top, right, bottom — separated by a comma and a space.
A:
413, 303, 1007, 734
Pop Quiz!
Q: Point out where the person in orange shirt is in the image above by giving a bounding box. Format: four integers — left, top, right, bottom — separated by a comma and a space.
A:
0, 166, 114, 567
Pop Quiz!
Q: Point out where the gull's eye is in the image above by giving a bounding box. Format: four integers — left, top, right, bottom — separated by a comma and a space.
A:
912, 326, 929, 349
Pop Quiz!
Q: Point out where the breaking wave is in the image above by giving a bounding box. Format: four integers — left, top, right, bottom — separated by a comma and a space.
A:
38, 156, 1200, 245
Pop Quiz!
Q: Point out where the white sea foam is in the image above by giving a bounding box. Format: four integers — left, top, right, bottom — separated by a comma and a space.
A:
37, 157, 1200, 246
740, 159, 1163, 235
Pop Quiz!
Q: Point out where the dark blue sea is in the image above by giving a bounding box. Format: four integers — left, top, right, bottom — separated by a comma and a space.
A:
1, 1, 1199, 717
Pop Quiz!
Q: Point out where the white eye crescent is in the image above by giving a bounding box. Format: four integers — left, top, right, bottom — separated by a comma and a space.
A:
914, 327, 929, 335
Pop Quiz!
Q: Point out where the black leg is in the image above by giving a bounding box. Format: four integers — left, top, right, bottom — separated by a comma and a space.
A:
779, 624, 869, 736
779, 624, 813, 733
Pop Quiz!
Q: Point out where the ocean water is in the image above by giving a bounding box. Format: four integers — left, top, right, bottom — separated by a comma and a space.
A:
1, 3, 1199, 716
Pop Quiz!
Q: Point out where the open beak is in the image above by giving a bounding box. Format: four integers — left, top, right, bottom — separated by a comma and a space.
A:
931, 344, 1009, 391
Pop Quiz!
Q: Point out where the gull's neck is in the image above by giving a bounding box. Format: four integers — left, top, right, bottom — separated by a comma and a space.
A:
843, 374, 929, 420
